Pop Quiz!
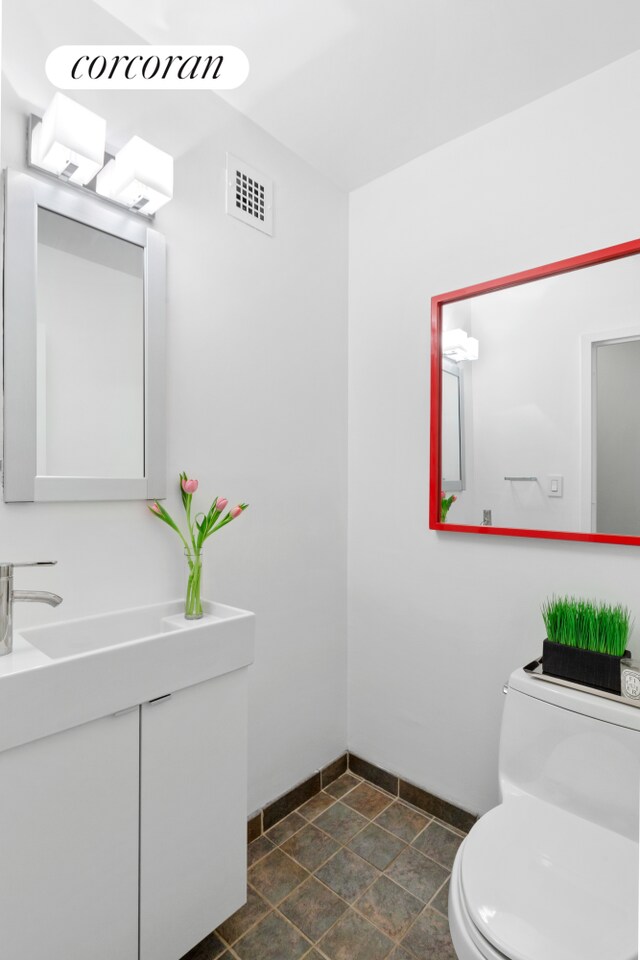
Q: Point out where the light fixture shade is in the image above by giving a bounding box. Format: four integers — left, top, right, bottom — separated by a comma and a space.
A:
442, 328, 468, 355
465, 337, 479, 361
96, 136, 173, 215
442, 328, 479, 362
30, 93, 106, 185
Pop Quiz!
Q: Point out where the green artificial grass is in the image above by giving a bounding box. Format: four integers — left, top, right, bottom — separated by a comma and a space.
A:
542, 596, 632, 657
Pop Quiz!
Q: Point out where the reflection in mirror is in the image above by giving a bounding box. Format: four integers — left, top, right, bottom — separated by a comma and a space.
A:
436, 251, 640, 539
594, 338, 640, 535
441, 359, 464, 492
36, 209, 145, 478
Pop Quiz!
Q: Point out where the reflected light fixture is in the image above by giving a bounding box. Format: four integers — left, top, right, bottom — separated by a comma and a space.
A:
442, 328, 479, 362
96, 136, 174, 215
29, 93, 106, 186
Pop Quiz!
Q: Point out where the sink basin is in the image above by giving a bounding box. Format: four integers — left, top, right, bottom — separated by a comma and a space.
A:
23, 606, 182, 659
23, 601, 242, 660
0, 599, 255, 754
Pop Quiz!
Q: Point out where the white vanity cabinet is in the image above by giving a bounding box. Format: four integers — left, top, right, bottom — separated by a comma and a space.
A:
0, 662, 250, 960
140, 671, 248, 960
0, 709, 140, 960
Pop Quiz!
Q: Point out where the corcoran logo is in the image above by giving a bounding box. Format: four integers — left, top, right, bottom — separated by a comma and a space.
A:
46, 45, 250, 90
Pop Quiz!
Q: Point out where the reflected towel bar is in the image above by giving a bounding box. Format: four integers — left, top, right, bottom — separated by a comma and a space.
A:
504, 476, 538, 481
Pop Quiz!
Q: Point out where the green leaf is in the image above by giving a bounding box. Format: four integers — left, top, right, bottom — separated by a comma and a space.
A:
179, 471, 189, 511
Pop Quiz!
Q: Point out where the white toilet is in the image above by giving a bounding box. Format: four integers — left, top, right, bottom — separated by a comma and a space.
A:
448, 667, 639, 960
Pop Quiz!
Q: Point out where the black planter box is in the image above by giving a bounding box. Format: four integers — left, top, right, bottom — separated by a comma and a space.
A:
542, 639, 630, 695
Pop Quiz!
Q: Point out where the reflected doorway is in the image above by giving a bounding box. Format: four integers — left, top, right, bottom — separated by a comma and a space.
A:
593, 337, 640, 535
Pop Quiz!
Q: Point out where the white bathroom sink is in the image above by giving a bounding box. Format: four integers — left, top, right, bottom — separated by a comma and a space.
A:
23, 601, 242, 660
0, 599, 254, 754
23, 606, 181, 659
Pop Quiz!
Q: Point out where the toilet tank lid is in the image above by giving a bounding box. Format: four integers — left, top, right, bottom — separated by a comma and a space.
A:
461, 797, 638, 960
508, 667, 640, 732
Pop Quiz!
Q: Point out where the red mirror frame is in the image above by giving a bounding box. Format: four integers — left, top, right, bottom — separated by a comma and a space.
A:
429, 237, 640, 546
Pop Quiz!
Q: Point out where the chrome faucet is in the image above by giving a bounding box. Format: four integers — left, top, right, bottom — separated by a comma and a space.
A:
0, 562, 63, 656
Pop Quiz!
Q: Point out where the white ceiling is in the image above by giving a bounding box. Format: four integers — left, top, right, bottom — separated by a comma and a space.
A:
14, 1, 640, 190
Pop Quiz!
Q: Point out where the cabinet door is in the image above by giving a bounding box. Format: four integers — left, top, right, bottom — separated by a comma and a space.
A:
0, 709, 139, 960
140, 670, 248, 960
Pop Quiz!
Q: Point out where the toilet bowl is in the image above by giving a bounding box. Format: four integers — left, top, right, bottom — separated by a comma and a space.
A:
448, 668, 640, 960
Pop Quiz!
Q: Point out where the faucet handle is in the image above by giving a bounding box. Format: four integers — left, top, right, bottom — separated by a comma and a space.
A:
12, 561, 57, 567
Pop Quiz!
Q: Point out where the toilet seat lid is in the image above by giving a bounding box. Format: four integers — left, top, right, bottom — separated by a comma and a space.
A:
460, 797, 638, 960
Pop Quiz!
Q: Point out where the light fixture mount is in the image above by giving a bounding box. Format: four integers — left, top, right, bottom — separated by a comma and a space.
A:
27, 99, 173, 220
28, 114, 154, 220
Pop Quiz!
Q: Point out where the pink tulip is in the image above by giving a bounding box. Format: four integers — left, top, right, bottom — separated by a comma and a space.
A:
149, 502, 161, 513
230, 505, 243, 519
216, 498, 228, 512
182, 478, 198, 494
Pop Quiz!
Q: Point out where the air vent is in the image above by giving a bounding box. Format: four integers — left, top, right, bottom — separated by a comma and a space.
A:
226, 153, 273, 236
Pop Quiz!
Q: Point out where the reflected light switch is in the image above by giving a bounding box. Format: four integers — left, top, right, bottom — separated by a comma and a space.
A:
548, 475, 563, 498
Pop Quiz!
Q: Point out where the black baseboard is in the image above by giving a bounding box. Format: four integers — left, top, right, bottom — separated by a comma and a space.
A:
348, 753, 476, 833
247, 750, 476, 840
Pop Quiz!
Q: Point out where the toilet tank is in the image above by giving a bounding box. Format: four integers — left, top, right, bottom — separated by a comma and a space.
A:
500, 668, 640, 840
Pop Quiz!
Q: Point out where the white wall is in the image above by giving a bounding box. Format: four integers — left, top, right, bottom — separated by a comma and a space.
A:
348, 50, 640, 815
1, 0, 348, 814
160, 116, 349, 814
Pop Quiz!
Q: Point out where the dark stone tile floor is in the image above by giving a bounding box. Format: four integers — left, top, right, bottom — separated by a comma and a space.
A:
181, 771, 464, 960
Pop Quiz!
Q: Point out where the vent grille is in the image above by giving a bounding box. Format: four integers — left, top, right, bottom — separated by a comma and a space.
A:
235, 170, 264, 220
226, 154, 273, 236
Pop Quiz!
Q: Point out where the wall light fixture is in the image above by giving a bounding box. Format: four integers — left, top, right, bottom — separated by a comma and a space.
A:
27, 96, 173, 219
29, 92, 106, 186
442, 328, 479, 362
96, 137, 173, 215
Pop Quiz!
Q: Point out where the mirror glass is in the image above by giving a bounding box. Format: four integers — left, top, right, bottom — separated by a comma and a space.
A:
434, 249, 640, 541
36, 209, 145, 478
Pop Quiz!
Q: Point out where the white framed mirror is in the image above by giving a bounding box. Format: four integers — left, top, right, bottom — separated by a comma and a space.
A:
3, 169, 166, 502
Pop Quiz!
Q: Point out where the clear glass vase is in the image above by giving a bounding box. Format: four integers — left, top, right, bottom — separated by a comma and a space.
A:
184, 549, 203, 620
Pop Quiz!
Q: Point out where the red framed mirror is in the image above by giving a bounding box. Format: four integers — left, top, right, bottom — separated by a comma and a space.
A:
430, 238, 640, 545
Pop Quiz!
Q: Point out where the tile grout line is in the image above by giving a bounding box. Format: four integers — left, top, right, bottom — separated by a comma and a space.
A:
348, 849, 447, 942
248, 821, 401, 946
262, 819, 449, 948
277, 871, 386, 954
215, 881, 279, 951
238, 858, 443, 956
270, 905, 320, 951
241, 829, 435, 953
234, 779, 458, 959
390, 870, 454, 952
257, 788, 445, 905
275, 901, 350, 955
265, 794, 454, 877
263, 774, 364, 843
427, 873, 451, 918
